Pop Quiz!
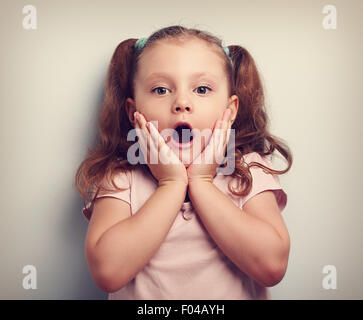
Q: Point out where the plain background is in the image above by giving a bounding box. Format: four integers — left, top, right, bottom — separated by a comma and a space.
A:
1, 0, 362, 299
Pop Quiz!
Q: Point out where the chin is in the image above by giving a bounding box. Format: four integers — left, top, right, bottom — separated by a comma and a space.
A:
171, 147, 199, 166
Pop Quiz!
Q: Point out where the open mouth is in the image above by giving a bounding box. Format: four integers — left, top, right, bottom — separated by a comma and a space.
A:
172, 124, 194, 144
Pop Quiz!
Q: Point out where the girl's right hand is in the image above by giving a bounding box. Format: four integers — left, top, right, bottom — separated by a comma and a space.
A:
134, 111, 188, 187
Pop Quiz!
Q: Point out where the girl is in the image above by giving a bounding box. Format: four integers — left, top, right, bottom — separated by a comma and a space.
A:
75, 25, 293, 300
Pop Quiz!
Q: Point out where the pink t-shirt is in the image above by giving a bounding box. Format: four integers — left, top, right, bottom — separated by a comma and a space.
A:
82, 152, 287, 300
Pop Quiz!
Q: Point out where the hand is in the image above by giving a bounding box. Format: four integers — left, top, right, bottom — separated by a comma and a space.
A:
134, 111, 188, 187
187, 108, 233, 184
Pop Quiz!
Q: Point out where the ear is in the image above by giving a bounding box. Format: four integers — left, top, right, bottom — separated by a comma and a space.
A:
227, 95, 239, 124
125, 97, 137, 126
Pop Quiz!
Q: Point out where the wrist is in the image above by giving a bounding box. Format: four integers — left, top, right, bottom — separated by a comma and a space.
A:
188, 174, 214, 185
158, 179, 188, 189
188, 178, 215, 204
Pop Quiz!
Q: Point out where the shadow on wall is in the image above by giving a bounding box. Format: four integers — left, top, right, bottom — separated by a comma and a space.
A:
64, 195, 108, 299
65, 79, 108, 299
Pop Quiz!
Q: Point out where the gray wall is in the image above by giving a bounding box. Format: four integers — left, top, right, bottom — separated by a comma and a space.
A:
1, 0, 362, 299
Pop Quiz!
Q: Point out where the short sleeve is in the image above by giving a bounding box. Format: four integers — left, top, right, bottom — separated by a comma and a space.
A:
240, 152, 287, 212
82, 170, 131, 221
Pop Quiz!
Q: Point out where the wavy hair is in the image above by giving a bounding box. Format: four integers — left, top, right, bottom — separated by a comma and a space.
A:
75, 25, 293, 216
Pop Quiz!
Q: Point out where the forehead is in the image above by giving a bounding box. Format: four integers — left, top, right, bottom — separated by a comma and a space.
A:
136, 37, 227, 78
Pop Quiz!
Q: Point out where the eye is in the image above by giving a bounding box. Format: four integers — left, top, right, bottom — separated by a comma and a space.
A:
194, 86, 212, 95
151, 87, 170, 95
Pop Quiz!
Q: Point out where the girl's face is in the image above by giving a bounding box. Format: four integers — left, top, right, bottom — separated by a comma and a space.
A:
126, 37, 238, 164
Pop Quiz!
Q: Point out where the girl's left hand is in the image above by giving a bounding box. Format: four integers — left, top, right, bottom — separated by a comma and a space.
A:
187, 108, 233, 184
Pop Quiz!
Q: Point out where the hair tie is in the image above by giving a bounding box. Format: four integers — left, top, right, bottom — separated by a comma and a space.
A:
135, 37, 230, 58
135, 37, 148, 50
223, 46, 230, 57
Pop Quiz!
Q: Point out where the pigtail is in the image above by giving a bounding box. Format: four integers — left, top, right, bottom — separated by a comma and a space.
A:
226, 45, 293, 196
102, 38, 138, 137
229, 45, 266, 145
75, 39, 139, 214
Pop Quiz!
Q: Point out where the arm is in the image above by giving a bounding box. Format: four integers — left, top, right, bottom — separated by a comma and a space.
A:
188, 180, 290, 287
86, 181, 187, 293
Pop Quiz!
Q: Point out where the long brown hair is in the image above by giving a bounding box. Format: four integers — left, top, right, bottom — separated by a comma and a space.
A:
74, 25, 293, 213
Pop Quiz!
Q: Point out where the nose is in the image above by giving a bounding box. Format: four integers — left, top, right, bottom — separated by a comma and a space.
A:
172, 94, 193, 114
173, 104, 192, 113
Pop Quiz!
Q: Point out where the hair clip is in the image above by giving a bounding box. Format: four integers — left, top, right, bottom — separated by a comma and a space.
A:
135, 37, 148, 50
223, 46, 230, 57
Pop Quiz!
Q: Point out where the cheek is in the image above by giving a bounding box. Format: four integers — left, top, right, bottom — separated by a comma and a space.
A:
198, 99, 227, 125
197, 110, 222, 129
141, 110, 168, 130
135, 97, 166, 123
136, 101, 159, 120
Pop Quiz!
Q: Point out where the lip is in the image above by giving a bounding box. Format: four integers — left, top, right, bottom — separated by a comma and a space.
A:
170, 137, 194, 149
170, 121, 194, 149
173, 121, 193, 131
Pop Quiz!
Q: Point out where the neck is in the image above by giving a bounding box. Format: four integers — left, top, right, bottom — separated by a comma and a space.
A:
184, 188, 190, 202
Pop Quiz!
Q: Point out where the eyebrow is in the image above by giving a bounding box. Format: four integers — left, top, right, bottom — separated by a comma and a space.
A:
145, 72, 219, 82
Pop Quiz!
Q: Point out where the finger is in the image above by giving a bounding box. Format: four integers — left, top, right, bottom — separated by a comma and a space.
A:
221, 108, 232, 144
215, 121, 225, 164
225, 108, 233, 141
150, 125, 179, 164
206, 120, 222, 164
139, 115, 158, 152
222, 107, 232, 121
137, 113, 150, 138
147, 121, 162, 164
220, 123, 230, 164
225, 126, 232, 146
134, 121, 149, 162
148, 121, 181, 165
222, 125, 232, 165
141, 115, 161, 165
148, 121, 165, 151
223, 116, 229, 147
221, 111, 233, 166
217, 118, 226, 156
211, 109, 227, 157
136, 113, 152, 163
